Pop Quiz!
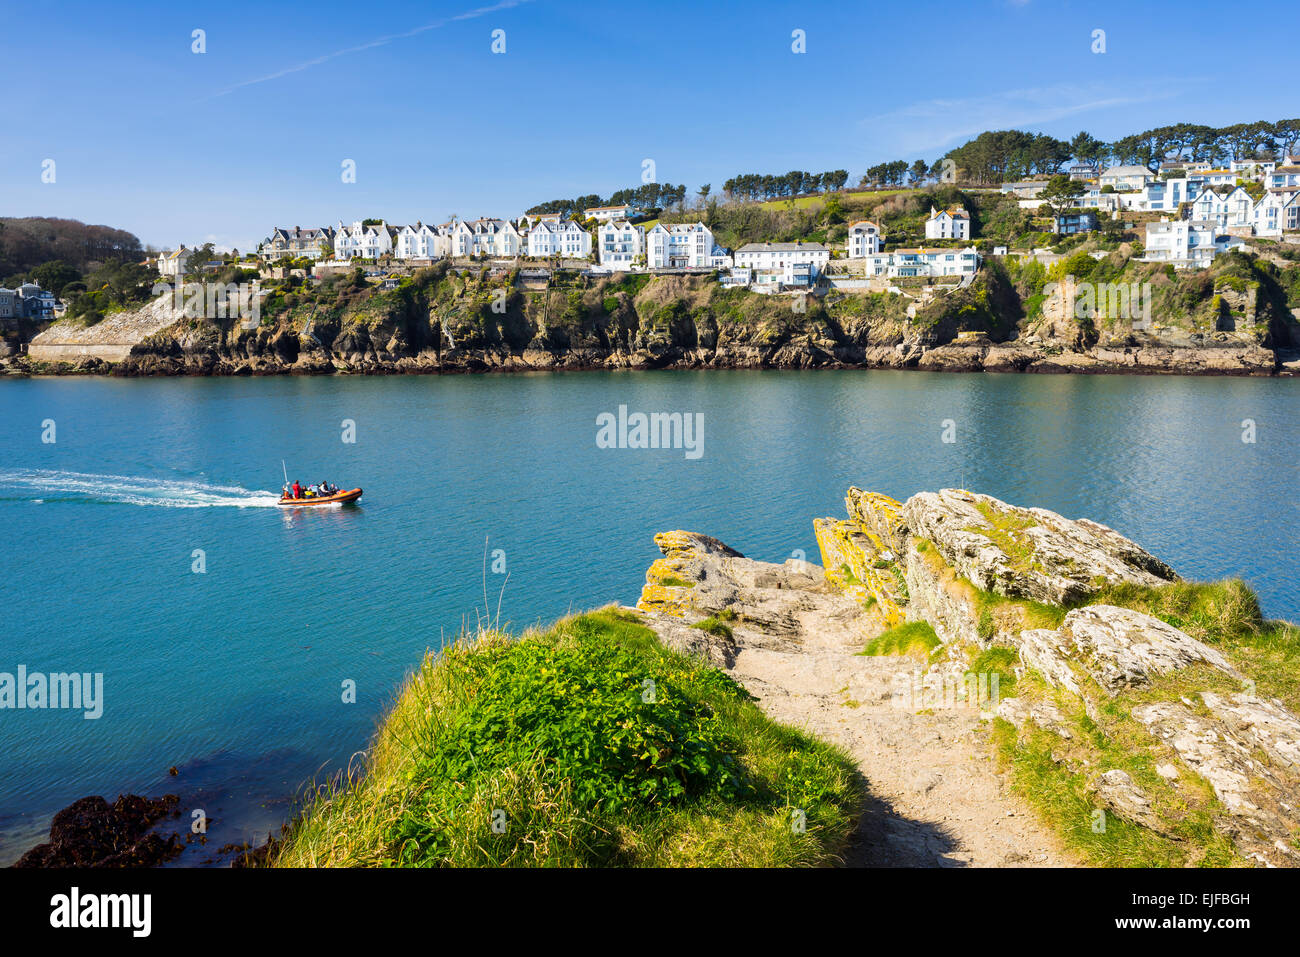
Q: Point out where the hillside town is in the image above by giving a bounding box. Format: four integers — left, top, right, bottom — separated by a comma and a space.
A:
136, 153, 1300, 310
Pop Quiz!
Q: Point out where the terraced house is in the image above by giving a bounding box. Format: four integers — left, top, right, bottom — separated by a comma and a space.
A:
448, 218, 524, 258
526, 219, 592, 259
645, 222, 719, 269
394, 223, 448, 260
597, 220, 645, 271
334, 221, 395, 260
260, 226, 335, 260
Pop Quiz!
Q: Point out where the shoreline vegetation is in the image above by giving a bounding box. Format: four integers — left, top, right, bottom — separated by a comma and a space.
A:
271, 609, 862, 867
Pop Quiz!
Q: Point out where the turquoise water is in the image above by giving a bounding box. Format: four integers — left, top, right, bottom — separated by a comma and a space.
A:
1, 370, 1297, 863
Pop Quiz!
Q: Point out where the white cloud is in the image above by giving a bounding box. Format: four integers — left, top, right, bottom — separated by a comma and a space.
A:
861, 81, 1187, 157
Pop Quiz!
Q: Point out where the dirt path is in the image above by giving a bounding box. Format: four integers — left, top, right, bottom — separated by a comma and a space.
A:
638, 551, 1076, 867
725, 595, 1074, 867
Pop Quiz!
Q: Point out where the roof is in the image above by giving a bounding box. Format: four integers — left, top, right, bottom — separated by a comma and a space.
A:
583, 204, 631, 212
886, 246, 979, 256
927, 206, 969, 219
1102, 165, 1153, 177
736, 242, 830, 253
848, 220, 881, 230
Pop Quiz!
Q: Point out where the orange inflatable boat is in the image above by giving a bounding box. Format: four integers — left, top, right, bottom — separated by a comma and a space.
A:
277, 488, 363, 506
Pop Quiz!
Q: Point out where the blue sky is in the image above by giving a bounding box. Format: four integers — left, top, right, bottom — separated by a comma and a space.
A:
3, 0, 1296, 252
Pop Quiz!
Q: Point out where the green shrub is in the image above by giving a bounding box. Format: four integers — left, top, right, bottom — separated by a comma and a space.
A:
273, 610, 861, 867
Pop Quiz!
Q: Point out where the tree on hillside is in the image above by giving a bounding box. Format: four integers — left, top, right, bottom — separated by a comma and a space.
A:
1039, 175, 1086, 230
1069, 131, 1107, 169
1275, 119, 1300, 158
909, 159, 928, 184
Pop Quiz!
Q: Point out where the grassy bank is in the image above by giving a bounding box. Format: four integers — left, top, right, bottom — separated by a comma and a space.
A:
992, 578, 1300, 867
272, 608, 861, 867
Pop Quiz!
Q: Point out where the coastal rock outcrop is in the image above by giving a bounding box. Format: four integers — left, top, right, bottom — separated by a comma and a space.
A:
801, 486, 1300, 866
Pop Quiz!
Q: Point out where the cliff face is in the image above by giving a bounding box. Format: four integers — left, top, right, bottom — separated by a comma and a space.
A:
7, 260, 1296, 377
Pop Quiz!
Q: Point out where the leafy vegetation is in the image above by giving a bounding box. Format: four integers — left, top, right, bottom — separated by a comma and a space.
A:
272, 609, 862, 867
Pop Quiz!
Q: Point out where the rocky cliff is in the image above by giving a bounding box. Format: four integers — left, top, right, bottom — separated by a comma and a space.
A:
6, 260, 1298, 377
633, 488, 1300, 866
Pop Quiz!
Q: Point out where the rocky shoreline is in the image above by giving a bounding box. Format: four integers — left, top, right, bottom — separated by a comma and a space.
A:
6, 337, 1298, 379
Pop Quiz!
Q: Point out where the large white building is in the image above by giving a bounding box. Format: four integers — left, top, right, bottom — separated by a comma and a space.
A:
448, 219, 524, 258
924, 206, 970, 240
394, 223, 448, 260
1252, 189, 1300, 237
860, 247, 981, 279
645, 223, 715, 268
1143, 219, 1244, 268
335, 221, 395, 260
1191, 187, 1255, 230
846, 221, 883, 257
597, 220, 645, 270
1099, 164, 1154, 191
734, 242, 830, 275
582, 204, 634, 223
526, 220, 592, 259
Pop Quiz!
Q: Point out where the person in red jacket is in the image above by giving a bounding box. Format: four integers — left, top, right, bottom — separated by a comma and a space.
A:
291, 480, 302, 499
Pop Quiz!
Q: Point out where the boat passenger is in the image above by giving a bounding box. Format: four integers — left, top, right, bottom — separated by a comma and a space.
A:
291, 480, 302, 499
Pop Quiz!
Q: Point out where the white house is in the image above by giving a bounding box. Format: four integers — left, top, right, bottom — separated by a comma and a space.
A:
1143, 219, 1244, 268
1099, 164, 1154, 191
394, 223, 448, 260
447, 219, 524, 258
1267, 165, 1300, 190
1190, 187, 1254, 230
846, 221, 883, 257
334, 221, 395, 260
734, 242, 831, 278
157, 246, 187, 278
527, 219, 592, 259
597, 221, 645, 270
860, 247, 981, 279
645, 223, 715, 269
583, 204, 634, 223
1230, 159, 1276, 180
260, 226, 335, 260
924, 206, 970, 240
1252, 190, 1300, 237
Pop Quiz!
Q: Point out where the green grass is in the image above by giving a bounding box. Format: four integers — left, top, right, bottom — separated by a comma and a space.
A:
968, 645, 1019, 697
692, 614, 735, 639
271, 608, 862, 867
967, 500, 1042, 574
1091, 579, 1300, 711
860, 620, 941, 659
658, 576, 693, 589
986, 576, 1296, 866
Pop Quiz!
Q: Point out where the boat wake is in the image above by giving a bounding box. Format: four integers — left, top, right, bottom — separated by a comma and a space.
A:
0, 469, 281, 508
